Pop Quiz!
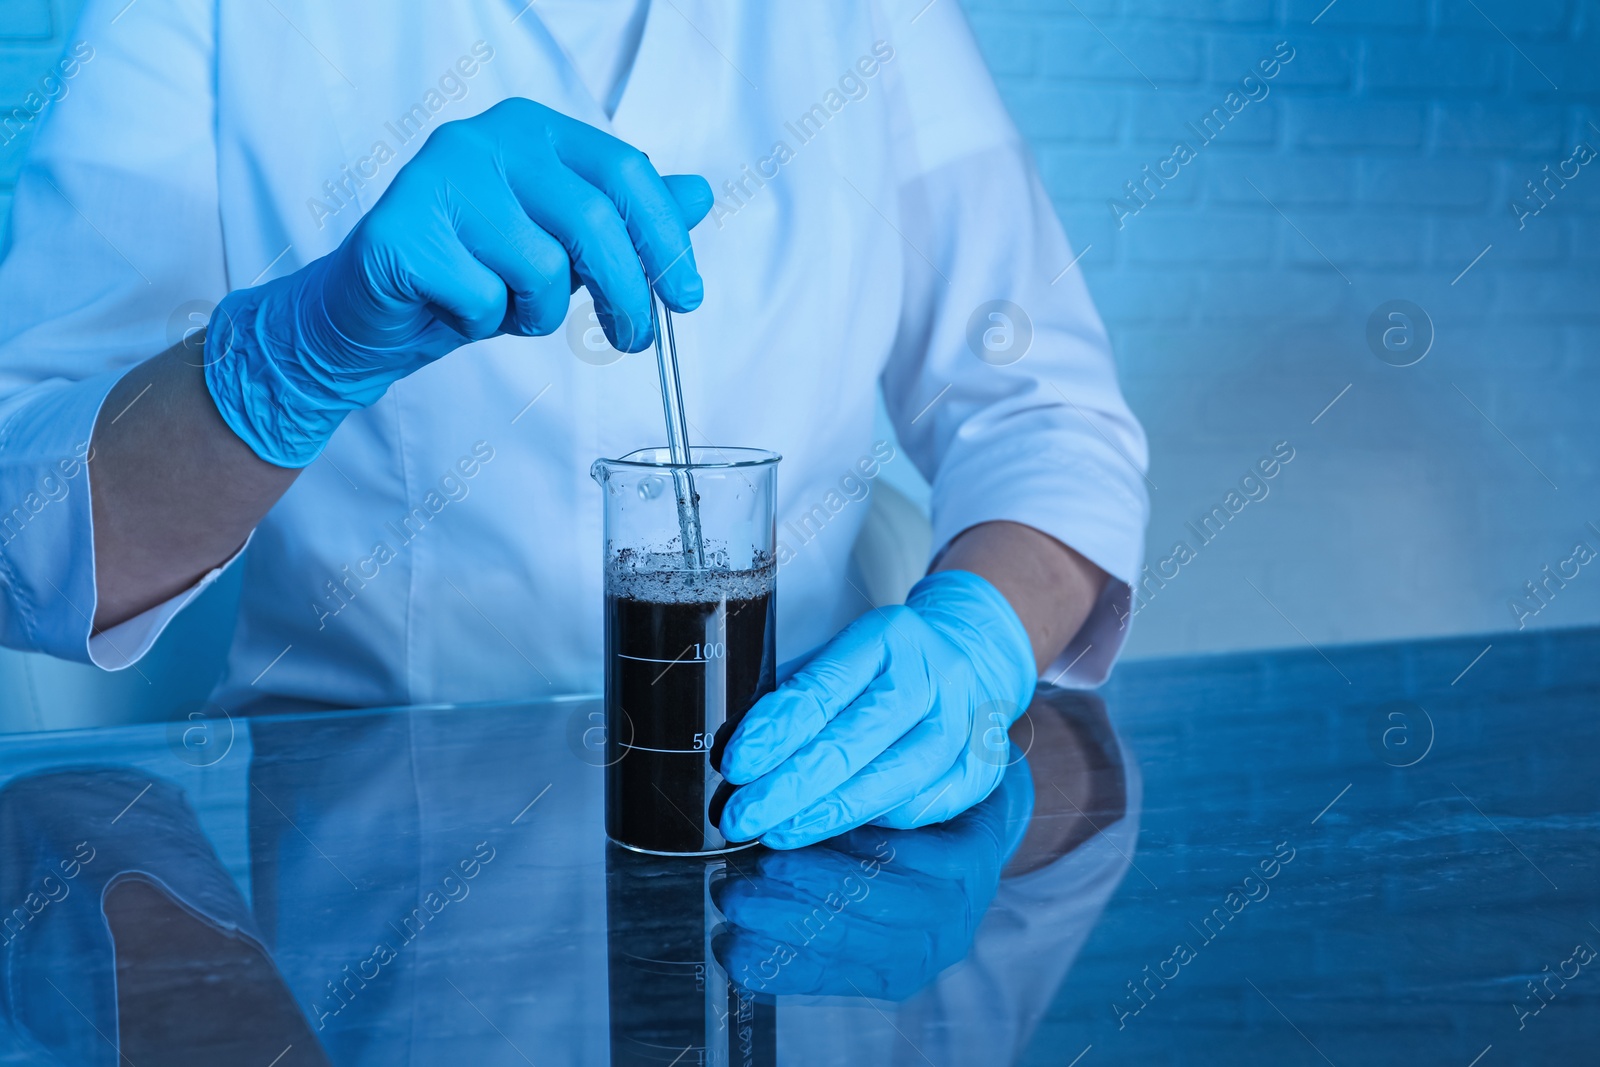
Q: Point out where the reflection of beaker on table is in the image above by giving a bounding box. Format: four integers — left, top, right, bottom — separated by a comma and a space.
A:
605, 842, 775, 1066
591, 448, 780, 856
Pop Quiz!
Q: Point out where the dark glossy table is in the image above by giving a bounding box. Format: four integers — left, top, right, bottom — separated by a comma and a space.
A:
0, 626, 1595, 1066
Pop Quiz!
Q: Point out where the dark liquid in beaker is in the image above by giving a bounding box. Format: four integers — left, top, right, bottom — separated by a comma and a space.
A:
605, 555, 775, 854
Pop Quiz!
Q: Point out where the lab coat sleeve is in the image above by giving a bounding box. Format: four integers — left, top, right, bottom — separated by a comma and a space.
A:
0, 0, 227, 665
874, 0, 1150, 686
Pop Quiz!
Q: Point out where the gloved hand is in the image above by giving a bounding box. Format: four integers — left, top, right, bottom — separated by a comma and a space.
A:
711, 755, 1034, 1000
204, 97, 713, 467
718, 569, 1037, 850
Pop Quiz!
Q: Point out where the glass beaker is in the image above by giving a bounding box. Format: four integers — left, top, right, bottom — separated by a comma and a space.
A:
590, 447, 780, 855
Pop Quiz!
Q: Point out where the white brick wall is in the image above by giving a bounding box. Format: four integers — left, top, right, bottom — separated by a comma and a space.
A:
954, 0, 1600, 659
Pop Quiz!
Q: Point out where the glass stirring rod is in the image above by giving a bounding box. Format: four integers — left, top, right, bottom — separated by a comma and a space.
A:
648, 293, 706, 569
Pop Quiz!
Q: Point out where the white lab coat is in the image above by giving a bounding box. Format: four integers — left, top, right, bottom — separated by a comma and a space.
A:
0, 0, 1148, 708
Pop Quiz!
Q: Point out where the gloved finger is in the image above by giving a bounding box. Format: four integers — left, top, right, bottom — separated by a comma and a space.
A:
759, 715, 971, 850
662, 173, 715, 229
713, 874, 845, 933
448, 180, 573, 336
720, 613, 889, 785
719, 674, 928, 843
709, 846, 863, 927
551, 124, 705, 313
407, 236, 510, 342
871, 758, 1031, 885
733, 844, 864, 897
508, 165, 654, 352
775, 642, 826, 685
712, 927, 838, 998
873, 749, 1002, 831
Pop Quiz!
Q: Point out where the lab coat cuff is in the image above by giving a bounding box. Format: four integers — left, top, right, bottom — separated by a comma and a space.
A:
0, 369, 122, 663
1043, 578, 1135, 689
87, 536, 248, 671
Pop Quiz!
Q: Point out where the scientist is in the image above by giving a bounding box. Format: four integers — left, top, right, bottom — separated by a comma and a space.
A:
0, 0, 1147, 849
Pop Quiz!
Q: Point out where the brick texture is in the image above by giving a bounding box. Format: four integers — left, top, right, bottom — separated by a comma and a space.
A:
961, 0, 1600, 658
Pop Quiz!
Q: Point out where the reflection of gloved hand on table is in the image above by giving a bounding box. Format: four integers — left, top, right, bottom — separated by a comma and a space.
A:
711, 754, 1033, 1000
205, 99, 712, 468
719, 570, 1037, 850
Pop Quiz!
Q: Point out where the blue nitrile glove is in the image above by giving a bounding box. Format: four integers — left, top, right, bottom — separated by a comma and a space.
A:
711, 755, 1034, 1000
719, 569, 1038, 850
204, 97, 713, 467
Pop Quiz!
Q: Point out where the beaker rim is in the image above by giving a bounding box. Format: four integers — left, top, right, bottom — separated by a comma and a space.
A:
596, 446, 782, 471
